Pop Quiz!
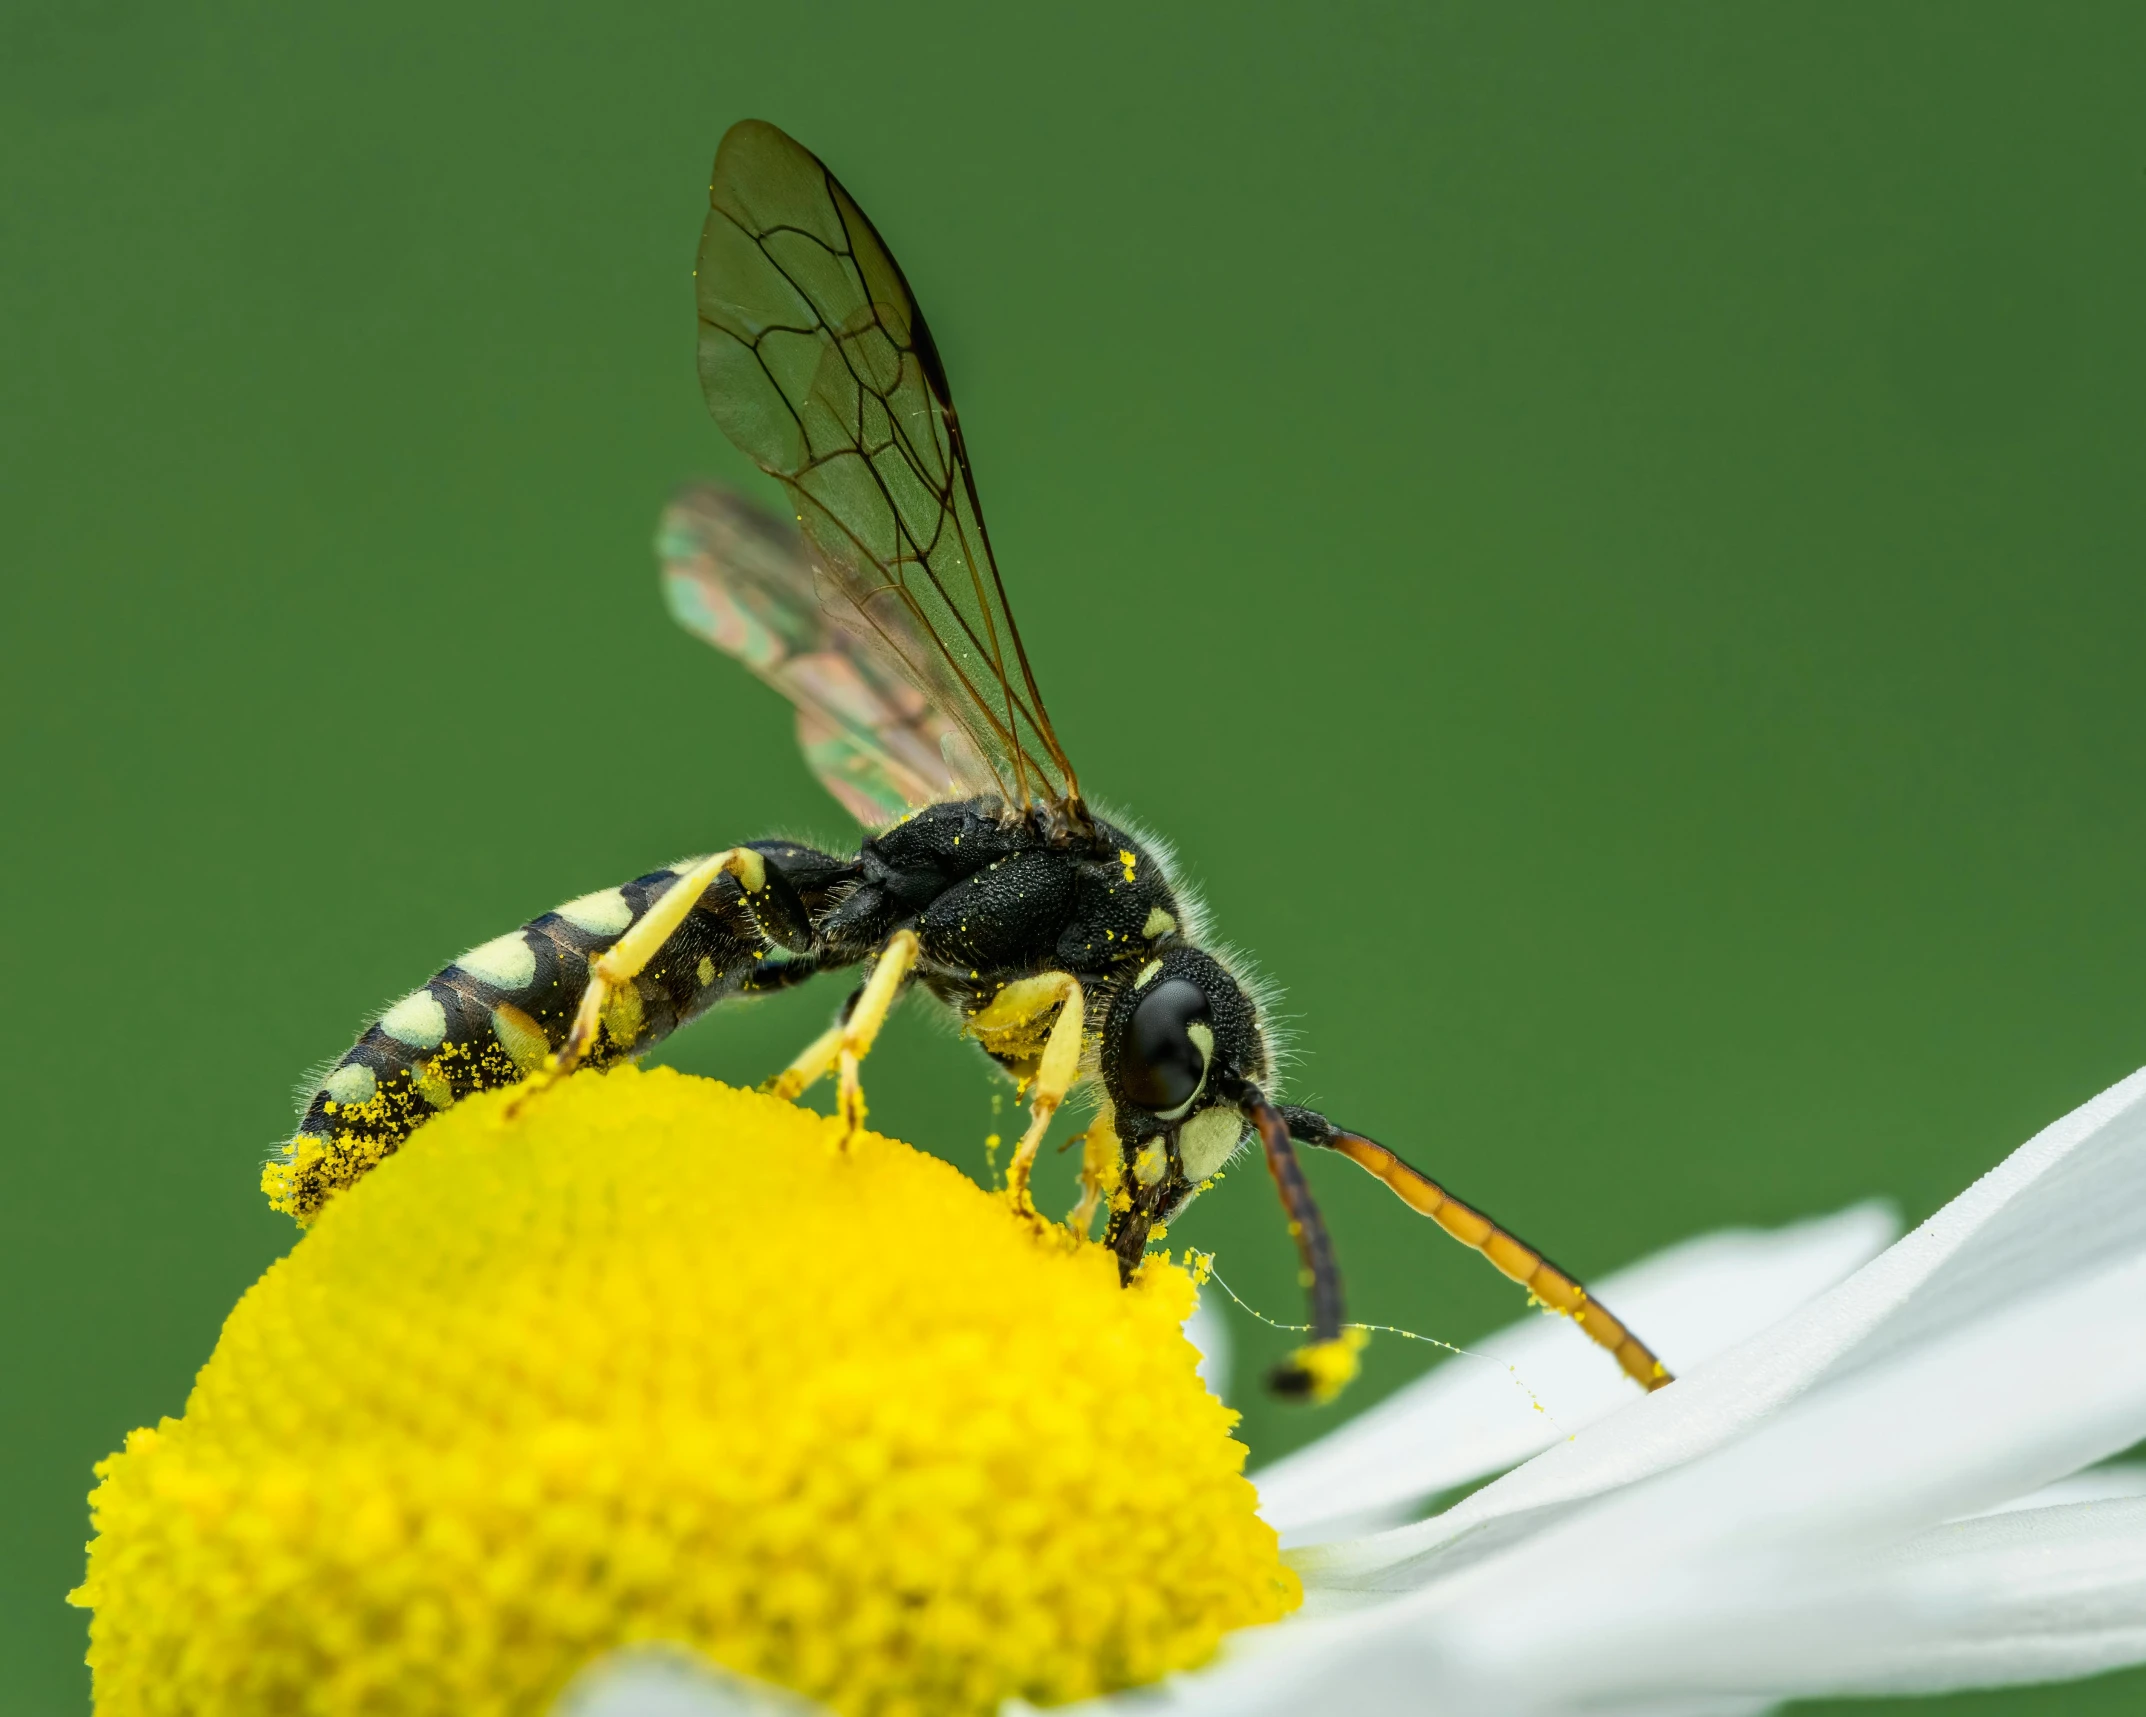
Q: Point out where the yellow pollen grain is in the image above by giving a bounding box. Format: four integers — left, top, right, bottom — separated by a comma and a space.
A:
75, 1070, 1294, 1717
490, 1003, 550, 1074
599, 980, 644, 1049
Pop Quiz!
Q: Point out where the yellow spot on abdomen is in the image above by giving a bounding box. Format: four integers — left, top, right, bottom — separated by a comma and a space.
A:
322, 1063, 377, 1107
555, 887, 634, 937
490, 1004, 550, 1073
600, 980, 645, 1050
380, 990, 447, 1050
454, 931, 536, 992
413, 1058, 454, 1110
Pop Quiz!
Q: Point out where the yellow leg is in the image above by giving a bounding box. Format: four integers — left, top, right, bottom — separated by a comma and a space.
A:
1065, 1108, 1121, 1237
765, 1021, 843, 1101
508, 849, 774, 1117
552, 849, 770, 1076
968, 972, 1086, 1217
828, 930, 921, 1137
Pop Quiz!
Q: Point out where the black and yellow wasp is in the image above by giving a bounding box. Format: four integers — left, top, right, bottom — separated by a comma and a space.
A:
269, 119, 1668, 1403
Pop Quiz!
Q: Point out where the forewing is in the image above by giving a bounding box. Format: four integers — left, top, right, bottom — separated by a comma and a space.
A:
659, 485, 991, 825
694, 118, 1081, 818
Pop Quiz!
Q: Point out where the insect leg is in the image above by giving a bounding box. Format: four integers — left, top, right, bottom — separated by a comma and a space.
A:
818, 929, 920, 1135
967, 972, 1086, 1217
1065, 1107, 1122, 1237
538, 849, 776, 1088
1280, 1105, 1671, 1392
765, 1016, 847, 1102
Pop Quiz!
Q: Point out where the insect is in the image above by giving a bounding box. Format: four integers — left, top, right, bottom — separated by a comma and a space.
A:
267, 118, 1670, 1403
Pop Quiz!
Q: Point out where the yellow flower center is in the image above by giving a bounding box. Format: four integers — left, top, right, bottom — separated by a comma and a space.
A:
71, 1069, 1297, 1716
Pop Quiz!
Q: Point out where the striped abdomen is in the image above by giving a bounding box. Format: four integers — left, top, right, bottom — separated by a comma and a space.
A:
264, 842, 847, 1222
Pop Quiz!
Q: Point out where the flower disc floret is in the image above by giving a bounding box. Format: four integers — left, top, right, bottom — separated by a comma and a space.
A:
73, 1069, 1296, 1716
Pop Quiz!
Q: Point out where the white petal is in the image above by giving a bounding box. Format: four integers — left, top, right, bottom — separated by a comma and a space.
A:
1302, 1061, 2146, 1588
1096, 1063, 2146, 1714
1785, 1495, 2146, 1696
1414, 1253, 2146, 1709
1253, 1202, 1896, 1543
1184, 1290, 1233, 1402
1558, 1494, 2146, 1706
1968, 1460, 2146, 1519
1142, 1236, 2146, 1713
553, 1647, 830, 1717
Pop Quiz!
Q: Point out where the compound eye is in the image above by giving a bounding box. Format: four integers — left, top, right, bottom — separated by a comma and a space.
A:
1117, 977, 1214, 1114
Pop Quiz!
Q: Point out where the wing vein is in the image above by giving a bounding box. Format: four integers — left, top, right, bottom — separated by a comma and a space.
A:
689, 119, 1084, 826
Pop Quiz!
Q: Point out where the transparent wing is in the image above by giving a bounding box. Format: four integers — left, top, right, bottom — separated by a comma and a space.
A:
694, 118, 1082, 821
659, 484, 993, 826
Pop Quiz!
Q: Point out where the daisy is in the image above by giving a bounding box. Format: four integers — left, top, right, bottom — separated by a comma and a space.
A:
74, 1064, 2146, 1716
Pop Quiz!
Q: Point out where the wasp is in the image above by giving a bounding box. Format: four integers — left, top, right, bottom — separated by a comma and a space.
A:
269, 119, 1669, 1403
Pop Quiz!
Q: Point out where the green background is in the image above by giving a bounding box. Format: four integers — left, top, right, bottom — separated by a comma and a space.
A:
5, 5, 2142, 1711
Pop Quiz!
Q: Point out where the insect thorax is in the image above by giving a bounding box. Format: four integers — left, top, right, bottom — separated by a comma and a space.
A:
834, 798, 1189, 1022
